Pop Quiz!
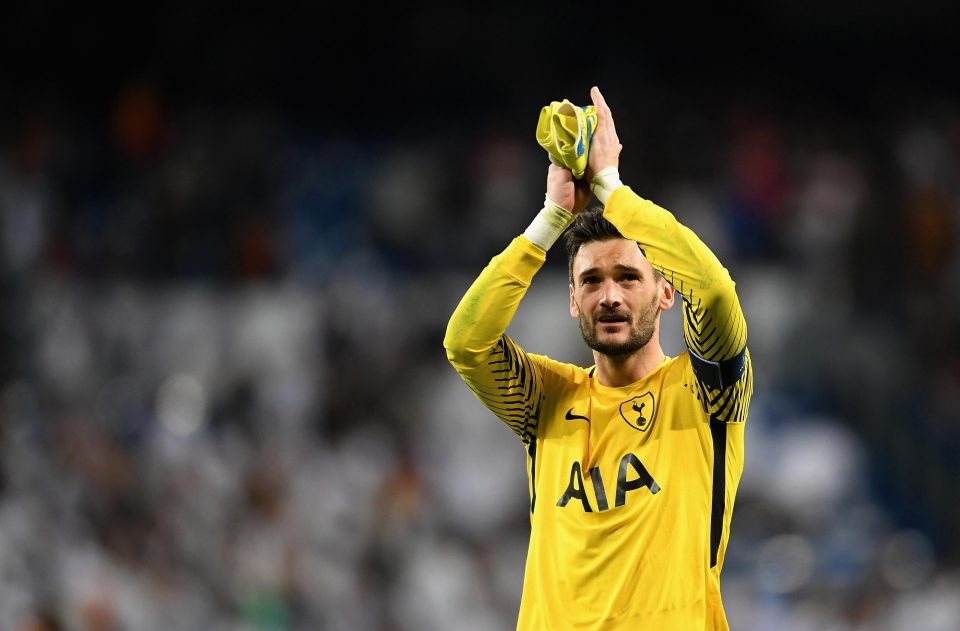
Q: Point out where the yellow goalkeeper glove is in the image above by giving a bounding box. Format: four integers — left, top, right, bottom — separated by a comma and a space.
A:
535, 99, 597, 180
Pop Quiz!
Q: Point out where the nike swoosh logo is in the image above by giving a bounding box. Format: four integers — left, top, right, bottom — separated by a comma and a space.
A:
565, 408, 589, 422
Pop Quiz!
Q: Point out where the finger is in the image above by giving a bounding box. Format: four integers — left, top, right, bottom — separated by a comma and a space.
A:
591, 86, 617, 139
597, 88, 618, 138
548, 162, 573, 182
591, 86, 606, 128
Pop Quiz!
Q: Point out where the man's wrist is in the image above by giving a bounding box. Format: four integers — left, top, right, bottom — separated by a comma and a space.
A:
590, 166, 623, 204
523, 196, 575, 251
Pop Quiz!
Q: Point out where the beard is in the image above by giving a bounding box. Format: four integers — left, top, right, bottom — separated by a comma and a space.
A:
579, 292, 660, 358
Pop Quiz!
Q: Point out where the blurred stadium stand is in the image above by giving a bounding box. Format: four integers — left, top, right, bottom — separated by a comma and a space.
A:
0, 3, 959, 629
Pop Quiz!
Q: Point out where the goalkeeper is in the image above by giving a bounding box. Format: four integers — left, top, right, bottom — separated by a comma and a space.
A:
444, 86, 753, 630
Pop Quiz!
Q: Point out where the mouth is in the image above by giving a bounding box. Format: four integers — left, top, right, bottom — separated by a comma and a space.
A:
596, 314, 629, 327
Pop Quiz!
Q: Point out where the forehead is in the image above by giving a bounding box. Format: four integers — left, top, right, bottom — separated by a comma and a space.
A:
572, 238, 652, 276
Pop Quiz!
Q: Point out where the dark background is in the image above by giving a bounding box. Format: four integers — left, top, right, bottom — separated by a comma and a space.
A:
5, 3, 960, 122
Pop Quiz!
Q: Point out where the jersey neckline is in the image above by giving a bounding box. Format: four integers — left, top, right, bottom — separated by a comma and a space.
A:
587, 354, 676, 397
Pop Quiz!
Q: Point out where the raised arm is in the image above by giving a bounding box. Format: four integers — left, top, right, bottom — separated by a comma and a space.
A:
444, 165, 590, 443
587, 87, 751, 419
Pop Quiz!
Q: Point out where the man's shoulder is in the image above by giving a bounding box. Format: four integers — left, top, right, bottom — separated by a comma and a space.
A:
527, 352, 593, 386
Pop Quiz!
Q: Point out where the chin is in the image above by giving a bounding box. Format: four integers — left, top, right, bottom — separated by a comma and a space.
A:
598, 334, 628, 346
599, 329, 631, 341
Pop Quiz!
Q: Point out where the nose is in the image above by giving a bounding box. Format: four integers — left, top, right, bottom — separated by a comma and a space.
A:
599, 279, 623, 309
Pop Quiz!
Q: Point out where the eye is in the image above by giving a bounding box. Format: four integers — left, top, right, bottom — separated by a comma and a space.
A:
581, 276, 599, 285
620, 273, 640, 283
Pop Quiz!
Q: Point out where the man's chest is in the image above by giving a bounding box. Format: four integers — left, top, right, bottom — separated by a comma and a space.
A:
535, 377, 711, 515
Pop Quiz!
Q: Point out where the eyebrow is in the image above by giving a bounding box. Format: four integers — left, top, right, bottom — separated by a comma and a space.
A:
577, 264, 643, 281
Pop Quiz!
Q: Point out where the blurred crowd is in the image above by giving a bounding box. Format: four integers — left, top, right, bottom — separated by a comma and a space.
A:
0, 77, 958, 631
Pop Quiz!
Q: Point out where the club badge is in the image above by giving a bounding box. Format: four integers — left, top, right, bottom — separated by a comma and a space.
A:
619, 392, 655, 432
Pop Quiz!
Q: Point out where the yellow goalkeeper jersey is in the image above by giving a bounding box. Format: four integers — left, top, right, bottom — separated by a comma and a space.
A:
445, 186, 753, 630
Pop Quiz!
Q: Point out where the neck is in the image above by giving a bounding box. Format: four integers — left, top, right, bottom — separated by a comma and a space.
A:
593, 337, 666, 388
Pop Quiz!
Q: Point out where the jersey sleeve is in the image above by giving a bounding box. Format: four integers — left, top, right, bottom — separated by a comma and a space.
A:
603, 187, 752, 423
444, 236, 549, 444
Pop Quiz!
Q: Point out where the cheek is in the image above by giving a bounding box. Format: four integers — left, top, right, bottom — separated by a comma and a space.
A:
630, 286, 658, 310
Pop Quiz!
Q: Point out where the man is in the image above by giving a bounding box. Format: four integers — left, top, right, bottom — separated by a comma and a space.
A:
444, 86, 753, 630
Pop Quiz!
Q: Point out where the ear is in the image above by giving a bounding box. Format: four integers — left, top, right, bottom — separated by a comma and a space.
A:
658, 279, 676, 311
569, 283, 580, 319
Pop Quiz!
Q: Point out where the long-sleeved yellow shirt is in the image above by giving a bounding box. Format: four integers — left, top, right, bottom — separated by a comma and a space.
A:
445, 186, 753, 630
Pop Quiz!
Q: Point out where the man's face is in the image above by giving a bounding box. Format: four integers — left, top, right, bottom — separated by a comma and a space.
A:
569, 238, 675, 357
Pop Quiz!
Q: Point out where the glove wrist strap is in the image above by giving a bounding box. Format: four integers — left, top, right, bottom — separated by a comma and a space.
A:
523, 196, 575, 251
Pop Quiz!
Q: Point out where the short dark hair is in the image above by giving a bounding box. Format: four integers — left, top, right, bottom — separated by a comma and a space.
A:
562, 206, 661, 284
